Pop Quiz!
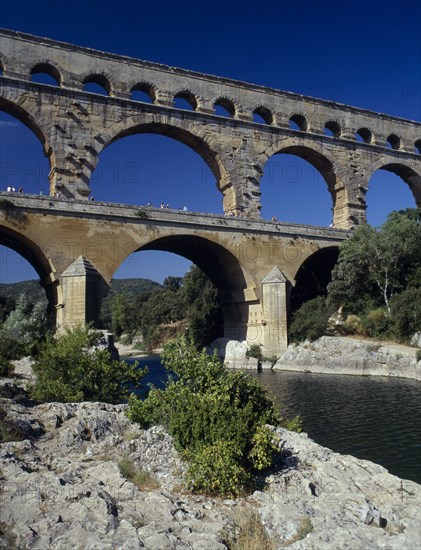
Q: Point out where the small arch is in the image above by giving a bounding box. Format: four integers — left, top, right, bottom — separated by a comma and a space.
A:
130, 82, 156, 103
324, 120, 341, 138
386, 134, 401, 150
83, 74, 112, 96
355, 127, 372, 143
253, 106, 273, 125
30, 62, 61, 86
415, 139, 421, 155
214, 97, 236, 118
174, 90, 197, 111
289, 114, 308, 131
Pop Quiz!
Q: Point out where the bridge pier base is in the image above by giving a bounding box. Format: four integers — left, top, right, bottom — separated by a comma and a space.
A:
261, 267, 288, 357
60, 256, 106, 328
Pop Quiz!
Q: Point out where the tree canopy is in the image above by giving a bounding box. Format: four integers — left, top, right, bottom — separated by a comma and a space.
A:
328, 208, 421, 314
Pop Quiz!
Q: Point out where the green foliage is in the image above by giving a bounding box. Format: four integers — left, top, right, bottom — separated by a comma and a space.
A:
118, 456, 159, 490
328, 209, 421, 314
0, 356, 14, 377
289, 296, 334, 343
0, 280, 47, 308
389, 288, 421, 343
246, 344, 263, 362
103, 265, 222, 349
135, 208, 150, 218
127, 338, 297, 496
30, 324, 146, 403
0, 296, 48, 363
186, 440, 249, 496
360, 308, 391, 339
324, 209, 421, 343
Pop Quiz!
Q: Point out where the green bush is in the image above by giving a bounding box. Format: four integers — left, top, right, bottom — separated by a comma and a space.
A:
246, 343, 263, 362
289, 296, 334, 343
30, 324, 146, 403
389, 288, 421, 342
342, 314, 363, 335
360, 308, 391, 339
127, 338, 300, 496
0, 296, 48, 362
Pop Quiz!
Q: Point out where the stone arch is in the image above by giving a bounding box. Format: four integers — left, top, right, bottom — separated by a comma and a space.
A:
30, 60, 63, 86
324, 120, 341, 138
290, 245, 340, 315
0, 224, 60, 324
82, 71, 114, 96
355, 127, 373, 144
289, 113, 308, 131
364, 158, 421, 208
0, 95, 56, 188
95, 114, 231, 198
257, 137, 349, 223
173, 89, 198, 110
253, 105, 273, 125
213, 96, 238, 118
386, 133, 401, 150
115, 234, 256, 341
130, 81, 158, 103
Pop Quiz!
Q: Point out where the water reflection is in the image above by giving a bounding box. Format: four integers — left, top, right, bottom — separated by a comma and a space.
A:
250, 370, 421, 484
134, 356, 421, 484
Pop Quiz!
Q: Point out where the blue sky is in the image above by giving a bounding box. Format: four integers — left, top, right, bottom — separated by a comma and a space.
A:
0, 0, 420, 284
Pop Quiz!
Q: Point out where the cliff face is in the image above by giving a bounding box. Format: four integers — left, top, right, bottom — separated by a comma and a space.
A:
1, 362, 420, 550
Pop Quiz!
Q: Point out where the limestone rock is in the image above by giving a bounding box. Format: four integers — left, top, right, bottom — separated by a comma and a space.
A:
276, 336, 420, 380
1, 393, 420, 549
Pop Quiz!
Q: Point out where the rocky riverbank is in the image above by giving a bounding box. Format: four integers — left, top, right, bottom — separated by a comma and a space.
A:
1, 361, 420, 549
211, 336, 421, 380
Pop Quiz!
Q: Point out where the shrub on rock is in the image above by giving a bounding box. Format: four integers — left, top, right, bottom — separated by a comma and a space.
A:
30, 324, 146, 403
127, 337, 300, 496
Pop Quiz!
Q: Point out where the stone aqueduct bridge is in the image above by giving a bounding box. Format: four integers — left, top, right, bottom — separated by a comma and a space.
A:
0, 30, 420, 354
0, 194, 350, 355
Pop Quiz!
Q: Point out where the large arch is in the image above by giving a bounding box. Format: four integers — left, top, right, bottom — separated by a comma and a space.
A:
95, 115, 231, 201
290, 246, 340, 315
0, 96, 51, 153
364, 159, 421, 209
114, 234, 255, 341
257, 138, 345, 225
0, 96, 55, 194
0, 224, 59, 323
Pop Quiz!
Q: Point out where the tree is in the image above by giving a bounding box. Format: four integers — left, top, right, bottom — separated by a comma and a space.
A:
328, 209, 421, 314
0, 295, 48, 358
182, 266, 222, 347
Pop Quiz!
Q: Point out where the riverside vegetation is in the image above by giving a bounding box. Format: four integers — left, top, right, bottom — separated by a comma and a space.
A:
1, 323, 300, 497
289, 209, 421, 345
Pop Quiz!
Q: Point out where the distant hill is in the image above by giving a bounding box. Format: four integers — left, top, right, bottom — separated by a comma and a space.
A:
107, 278, 161, 296
0, 277, 161, 310
0, 280, 47, 305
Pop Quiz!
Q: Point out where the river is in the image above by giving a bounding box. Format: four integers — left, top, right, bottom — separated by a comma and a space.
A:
133, 355, 421, 484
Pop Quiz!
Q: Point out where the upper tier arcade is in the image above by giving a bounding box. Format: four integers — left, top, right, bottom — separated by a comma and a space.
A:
0, 28, 420, 228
